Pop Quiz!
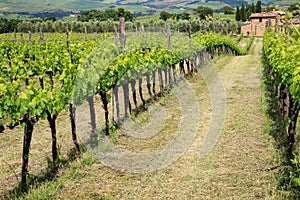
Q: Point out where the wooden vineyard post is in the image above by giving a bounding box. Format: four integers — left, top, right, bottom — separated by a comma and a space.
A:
141, 24, 146, 39
158, 23, 165, 93
84, 26, 88, 41
94, 32, 97, 42
168, 67, 173, 88
158, 68, 164, 92
164, 67, 168, 87
167, 23, 171, 49
123, 83, 130, 119
119, 18, 131, 118
114, 86, 120, 122
120, 17, 126, 51
39, 27, 44, 42
172, 64, 177, 83
28, 31, 31, 42
112, 25, 119, 124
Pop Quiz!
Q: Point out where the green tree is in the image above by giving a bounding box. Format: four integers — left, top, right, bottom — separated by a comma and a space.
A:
288, 3, 300, 12
116, 8, 133, 21
246, 4, 252, 20
240, 3, 247, 22
181, 12, 191, 20
256, 0, 262, 13
159, 11, 171, 21
0, 18, 8, 33
251, 3, 255, 13
221, 6, 235, 14
235, 6, 241, 21
77, 8, 133, 22
104, 9, 118, 21
193, 6, 213, 20
288, 3, 300, 17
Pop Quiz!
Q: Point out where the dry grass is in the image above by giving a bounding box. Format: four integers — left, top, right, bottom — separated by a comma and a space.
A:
0, 39, 282, 199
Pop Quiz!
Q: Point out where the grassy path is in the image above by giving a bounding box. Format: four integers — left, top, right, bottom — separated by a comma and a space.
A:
203, 38, 277, 199
1, 39, 279, 199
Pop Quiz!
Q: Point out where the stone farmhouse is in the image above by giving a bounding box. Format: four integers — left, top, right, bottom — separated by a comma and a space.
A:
241, 11, 285, 37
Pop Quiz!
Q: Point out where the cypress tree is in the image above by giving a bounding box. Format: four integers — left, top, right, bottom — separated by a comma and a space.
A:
251, 3, 255, 13
235, 6, 241, 21
241, 3, 247, 22
256, 0, 262, 13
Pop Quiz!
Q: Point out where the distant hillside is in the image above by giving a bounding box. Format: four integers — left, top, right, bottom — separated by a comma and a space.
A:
0, 0, 297, 18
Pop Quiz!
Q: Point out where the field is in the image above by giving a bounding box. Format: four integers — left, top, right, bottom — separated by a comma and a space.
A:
0, 0, 297, 14
0, 20, 300, 199
0, 38, 283, 199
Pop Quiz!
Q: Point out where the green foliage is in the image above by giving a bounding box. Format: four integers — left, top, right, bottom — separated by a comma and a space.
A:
256, 0, 262, 13
159, 11, 171, 21
288, 3, 300, 12
193, 32, 254, 55
263, 28, 300, 101
251, 3, 256, 13
288, 3, 300, 17
180, 12, 191, 20
193, 6, 214, 20
0, 34, 103, 126
77, 8, 133, 22
240, 3, 247, 22
0, 18, 21, 33
235, 6, 241, 21
220, 6, 235, 15
291, 157, 300, 187
263, 27, 300, 197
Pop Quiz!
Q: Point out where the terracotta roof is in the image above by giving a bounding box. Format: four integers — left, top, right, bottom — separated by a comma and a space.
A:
250, 11, 285, 18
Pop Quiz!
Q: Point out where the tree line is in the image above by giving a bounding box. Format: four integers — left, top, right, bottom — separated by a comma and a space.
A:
235, 1, 261, 22
77, 8, 134, 22
160, 5, 235, 22
7, 19, 241, 35
235, 1, 300, 22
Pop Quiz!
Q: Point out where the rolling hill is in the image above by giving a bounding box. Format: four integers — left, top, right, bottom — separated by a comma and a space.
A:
0, 0, 297, 16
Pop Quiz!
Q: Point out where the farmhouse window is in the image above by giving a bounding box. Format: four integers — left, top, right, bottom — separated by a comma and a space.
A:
259, 18, 262, 22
